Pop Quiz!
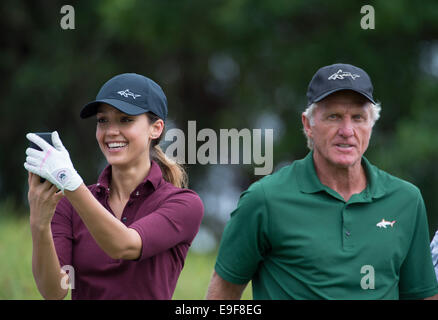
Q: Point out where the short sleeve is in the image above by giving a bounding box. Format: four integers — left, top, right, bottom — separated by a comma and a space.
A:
214, 181, 271, 285
51, 196, 74, 268
430, 231, 438, 282
399, 194, 438, 299
129, 190, 204, 261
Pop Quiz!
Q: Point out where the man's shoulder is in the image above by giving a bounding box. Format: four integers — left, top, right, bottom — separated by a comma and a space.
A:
248, 161, 298, 191
241, 160, 305, 204
371, 163, 422, 199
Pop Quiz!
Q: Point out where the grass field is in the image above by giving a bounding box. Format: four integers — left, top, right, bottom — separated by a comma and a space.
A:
0, 212, 252, 300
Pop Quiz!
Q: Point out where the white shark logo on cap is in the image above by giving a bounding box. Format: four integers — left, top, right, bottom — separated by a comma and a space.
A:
117, 89, 141, 99
328, 69, 360, 80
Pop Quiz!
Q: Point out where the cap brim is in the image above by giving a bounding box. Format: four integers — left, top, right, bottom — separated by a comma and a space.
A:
311, 88, 376, 105
80, 99, 149, 118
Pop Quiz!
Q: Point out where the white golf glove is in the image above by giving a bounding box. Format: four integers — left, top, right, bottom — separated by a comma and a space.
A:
24, 131, 83, 193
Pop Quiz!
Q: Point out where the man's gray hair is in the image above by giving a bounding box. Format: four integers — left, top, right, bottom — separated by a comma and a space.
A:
302, 101, 381, 150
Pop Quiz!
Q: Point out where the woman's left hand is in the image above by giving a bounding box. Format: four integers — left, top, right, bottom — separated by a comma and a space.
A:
24, 131, 83, 193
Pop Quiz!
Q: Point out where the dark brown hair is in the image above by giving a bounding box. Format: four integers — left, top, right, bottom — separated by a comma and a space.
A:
146, 112, 188, 188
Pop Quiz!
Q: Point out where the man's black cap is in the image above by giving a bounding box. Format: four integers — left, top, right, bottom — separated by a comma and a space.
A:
80, 73, 168, 121
306, 63, 376, 106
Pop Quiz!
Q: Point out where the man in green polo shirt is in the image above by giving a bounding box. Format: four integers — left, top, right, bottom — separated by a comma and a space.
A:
206, 63, 438, 300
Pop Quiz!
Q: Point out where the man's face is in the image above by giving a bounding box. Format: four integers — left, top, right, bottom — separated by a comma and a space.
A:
303, 91, 373, 169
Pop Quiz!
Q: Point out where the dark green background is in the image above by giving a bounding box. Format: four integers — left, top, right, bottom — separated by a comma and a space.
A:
1, 0, 438, 241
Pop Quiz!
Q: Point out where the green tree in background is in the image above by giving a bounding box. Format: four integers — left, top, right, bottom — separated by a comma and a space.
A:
1, 0, 438, 240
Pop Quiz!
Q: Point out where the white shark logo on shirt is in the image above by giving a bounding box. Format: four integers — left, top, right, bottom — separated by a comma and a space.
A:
376, 219, 396, 228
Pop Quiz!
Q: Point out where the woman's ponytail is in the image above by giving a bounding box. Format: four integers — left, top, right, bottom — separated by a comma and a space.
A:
147, 112, 188, 189
150, 142, 188, 188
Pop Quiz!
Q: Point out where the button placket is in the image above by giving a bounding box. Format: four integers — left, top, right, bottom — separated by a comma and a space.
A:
342, 204, 354, 250
121, 191, 141, 225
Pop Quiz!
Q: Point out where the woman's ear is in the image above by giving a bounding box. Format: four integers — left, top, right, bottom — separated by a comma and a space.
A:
150, 119, 164, 140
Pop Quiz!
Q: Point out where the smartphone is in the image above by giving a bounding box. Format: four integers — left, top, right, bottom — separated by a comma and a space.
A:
29, 132, 54, 183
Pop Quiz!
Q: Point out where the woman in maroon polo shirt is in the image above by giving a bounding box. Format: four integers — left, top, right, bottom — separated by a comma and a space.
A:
24, 73, 204, 299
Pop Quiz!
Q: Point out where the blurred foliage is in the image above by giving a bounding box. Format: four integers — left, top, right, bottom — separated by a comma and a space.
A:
0, 213, 250, 299
1, 0, 438, 237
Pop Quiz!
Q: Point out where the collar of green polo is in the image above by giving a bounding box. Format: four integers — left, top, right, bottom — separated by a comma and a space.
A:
297, 151, 386, 201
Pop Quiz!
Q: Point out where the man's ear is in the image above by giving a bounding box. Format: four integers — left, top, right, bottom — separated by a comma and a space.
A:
302, 113, 313, 139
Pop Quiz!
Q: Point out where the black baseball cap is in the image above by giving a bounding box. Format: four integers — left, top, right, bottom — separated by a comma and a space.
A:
80, 73, 168, 121
306, 63, 376, 106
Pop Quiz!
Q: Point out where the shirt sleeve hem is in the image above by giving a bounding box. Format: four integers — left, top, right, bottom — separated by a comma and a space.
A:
399, 286, 438, 300
128, 224, 147, 260
215, 262, 251, 285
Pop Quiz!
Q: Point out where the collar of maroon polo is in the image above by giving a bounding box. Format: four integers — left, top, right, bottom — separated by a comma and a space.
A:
95, 160, 163, 195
